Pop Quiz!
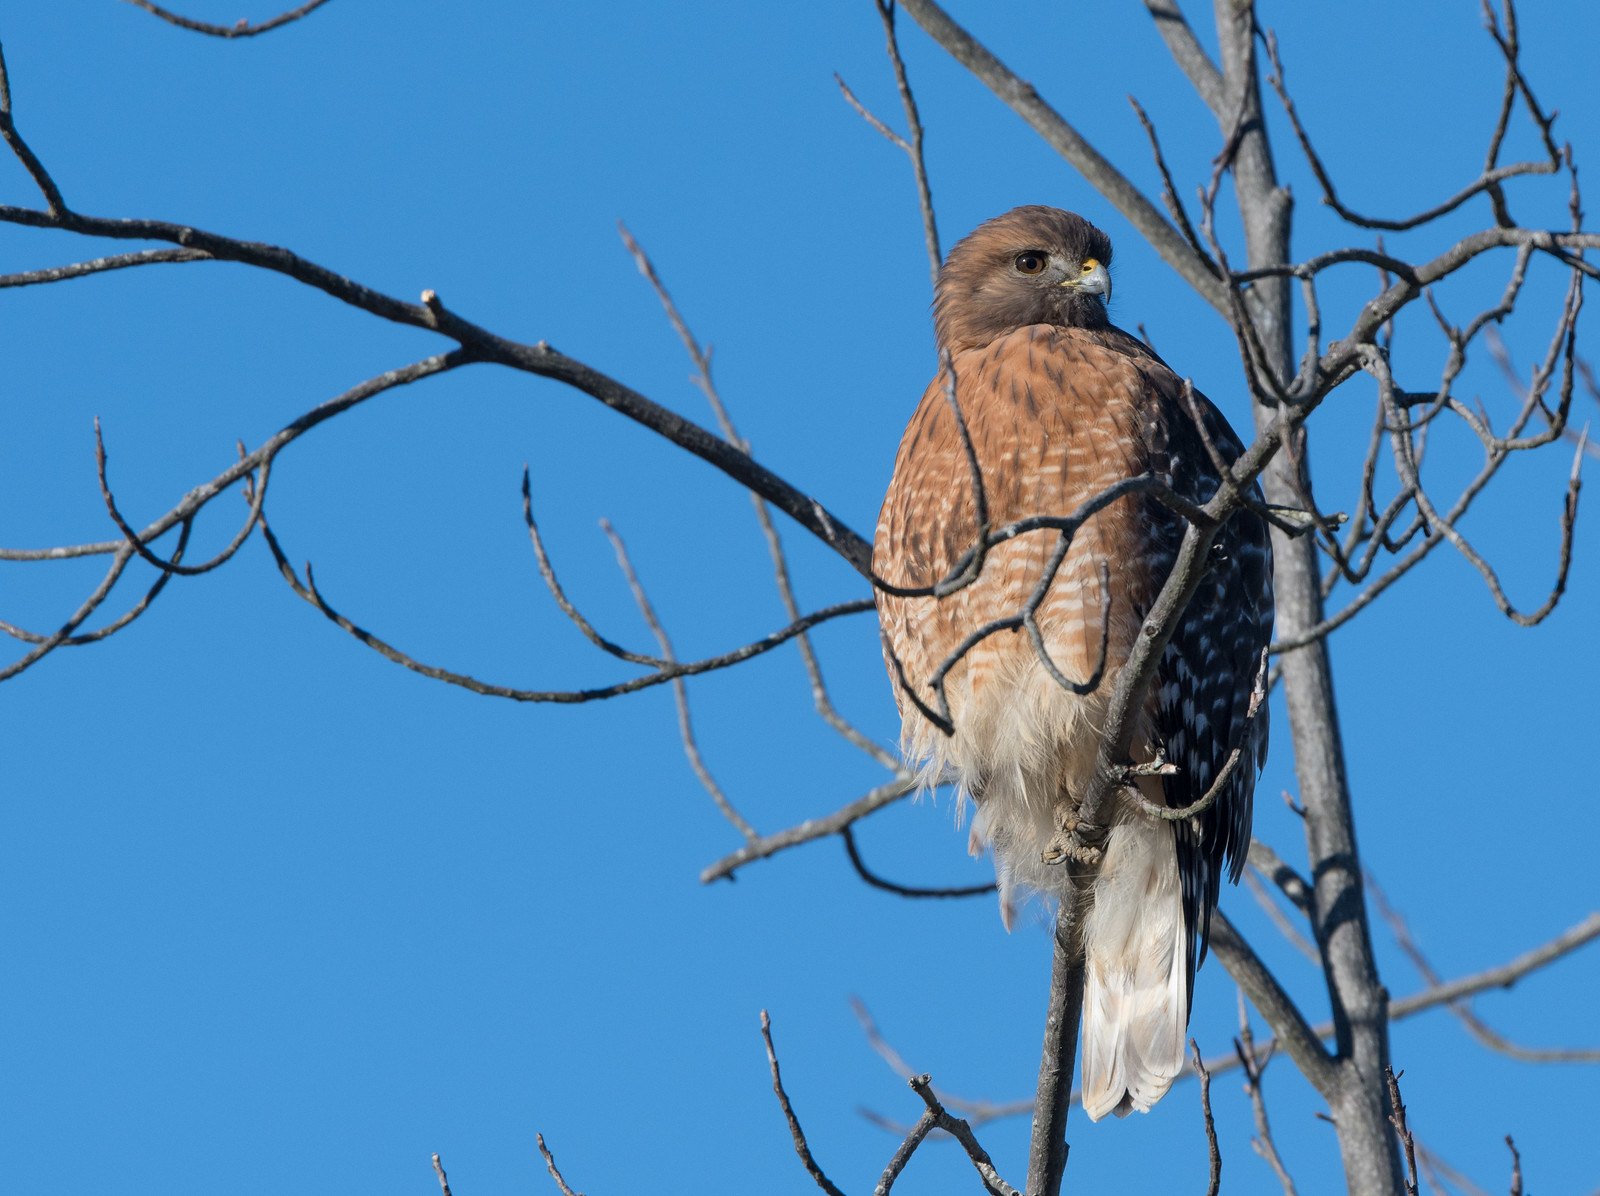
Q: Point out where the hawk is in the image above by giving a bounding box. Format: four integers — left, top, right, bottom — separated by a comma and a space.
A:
873, 206, 1273, 1121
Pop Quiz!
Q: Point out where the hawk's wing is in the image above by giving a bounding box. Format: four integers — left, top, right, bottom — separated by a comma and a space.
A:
1128, 343, 1274, 998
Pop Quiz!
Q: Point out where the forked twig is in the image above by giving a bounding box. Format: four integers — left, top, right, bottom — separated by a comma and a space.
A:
834, 0, 942, 285
616, 222, 898, 770
1237, 992, 1299, 1196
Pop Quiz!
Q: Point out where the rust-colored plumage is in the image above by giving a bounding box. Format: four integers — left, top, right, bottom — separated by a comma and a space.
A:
873, 207, 1273, 1120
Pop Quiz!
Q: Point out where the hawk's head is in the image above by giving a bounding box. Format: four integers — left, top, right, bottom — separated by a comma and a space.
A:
933, 206, 1114, 355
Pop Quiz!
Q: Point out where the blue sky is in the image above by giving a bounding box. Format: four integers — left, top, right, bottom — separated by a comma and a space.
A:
2, 2, 1596, 1194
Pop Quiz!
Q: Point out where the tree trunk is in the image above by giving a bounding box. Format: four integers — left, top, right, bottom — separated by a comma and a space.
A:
1211, 4, 1405, 1193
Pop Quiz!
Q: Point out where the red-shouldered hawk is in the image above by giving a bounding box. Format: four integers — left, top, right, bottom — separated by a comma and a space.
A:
873, 206, 1273, 1121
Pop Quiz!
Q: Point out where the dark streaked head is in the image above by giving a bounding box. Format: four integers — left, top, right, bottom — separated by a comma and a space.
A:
933, 206, 1114, 355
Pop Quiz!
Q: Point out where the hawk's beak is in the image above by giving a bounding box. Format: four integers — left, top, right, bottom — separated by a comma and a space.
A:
1064, 258, 1112, 304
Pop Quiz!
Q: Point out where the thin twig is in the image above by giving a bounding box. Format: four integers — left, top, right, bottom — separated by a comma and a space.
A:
0, 39, 67, 214
1238, 993, 1300, 1196
0, 247, 212, 288
1484, 325, 1600, 459
874, 1106, 936, 1196
1387, 1068, 1421, 1196
873, 0, 941, 284
119, 0, 333, 38
261, 502, 873, 705
615, 222, 898, 769
1192, 1039, 1222, 1196
536, 1134, 585, 1196
841, 825, 995, 898
1415, 1137, 1496, 1196
1243, 868, 1320, 964
430, 1154, 454, 1196
94, 417, 270, 578
1128, 95, 1216, 275
700, 775, 919, 883
1262, 25, 1559, 233
0, 518, 191, 647
521, 472, 664, 668
849, 996, 1030, 1130
895, 0, 1229, 311
600, 518, 759, 842
905, 1076, 1019, 1196
1368, 871, 1600, 1062
761, 1010, 848, 1196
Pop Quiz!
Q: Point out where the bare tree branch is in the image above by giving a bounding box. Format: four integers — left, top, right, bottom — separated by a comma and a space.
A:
840, 826, 996, 899
119, 0, 333, 38
0, 518, 191, 647
1243, 868, 1321, 964
616, 223, 898, 769
903, 1075, 1019, 1196
535, 1134, 585, 1196
835, 1, 942, 286
1388, 1068, 1422, 1196
1128, 94, 1217, 277
0, 40, 66, 214
521, 474, 665, 669
0, 545, 135, 683
864, 909, 1600, 1133
761, 1010, 849, 1196
1191, 1039, 1222, 1196
700, 776, 917, 884
1247, 837, 1313, 915
0, 247, 212, 289
1141, 0, 1226, 117
849, 997, 1033, 1136
260, 504, 874, 705
1415, 1137, 1495, 1196
600, 518, 759, 843
1261, 20, 1559, 233
1369, 873, 1600, 1062
0, 201, 879, 573
430, 1153, 454, 1196
895, 0, 1230, 312
1484, 325, 1600, 461
1238, 994, 1300, 1196
1212, 911, 1339, 1099
94, 417, 269, 578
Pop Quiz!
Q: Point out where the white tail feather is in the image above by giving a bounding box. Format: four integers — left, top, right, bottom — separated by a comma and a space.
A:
1079, 817, 1187, 1121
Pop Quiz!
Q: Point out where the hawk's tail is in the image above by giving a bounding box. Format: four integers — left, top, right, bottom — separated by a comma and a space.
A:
1079, 816, 1187, 1121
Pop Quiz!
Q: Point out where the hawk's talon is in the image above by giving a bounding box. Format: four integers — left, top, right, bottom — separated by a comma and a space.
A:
1041, 826, 1104, 867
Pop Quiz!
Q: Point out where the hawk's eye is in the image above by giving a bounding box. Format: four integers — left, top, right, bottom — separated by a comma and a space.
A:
1014, 252, 1047, 276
